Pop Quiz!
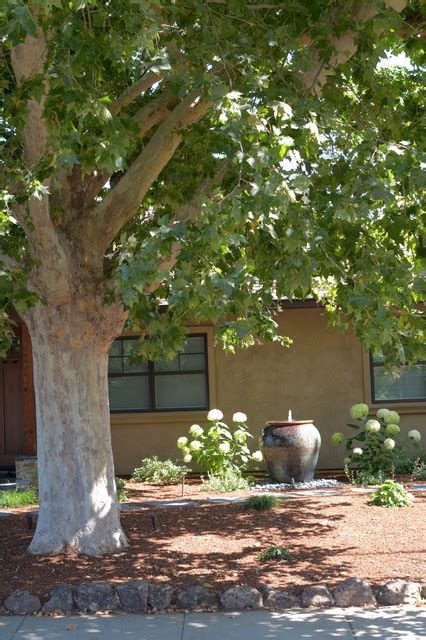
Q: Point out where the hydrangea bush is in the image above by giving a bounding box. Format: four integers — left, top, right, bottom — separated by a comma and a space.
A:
332, 404, 423, 482
177, 409, 263, 476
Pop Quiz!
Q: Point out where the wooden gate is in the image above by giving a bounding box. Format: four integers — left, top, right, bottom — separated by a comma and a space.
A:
0, 336, 25, 467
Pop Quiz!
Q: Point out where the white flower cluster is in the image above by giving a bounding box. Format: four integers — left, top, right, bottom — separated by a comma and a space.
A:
365, 419, 380, 433
349, 403, 369, 420
207, 409, 223, 421
408, 429, 421, 443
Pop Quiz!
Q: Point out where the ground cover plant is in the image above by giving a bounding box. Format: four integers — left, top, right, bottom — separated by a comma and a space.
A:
0, 488, 38, 508
243, 495, 281, 511
200, 468, 251, 493
368, 480, 414, 508
1, 0, 424, 555
258, 545, 293, 562
332, 405, 423, 484
131, 457, 189, 485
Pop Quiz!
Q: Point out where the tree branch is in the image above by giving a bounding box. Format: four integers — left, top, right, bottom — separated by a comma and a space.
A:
146, 160, 230, 293
110, 71, 164, 116
77, 89, 212, 262
300, 0, 407, 95
11, 31, 72, 300
0, 253, 20, 270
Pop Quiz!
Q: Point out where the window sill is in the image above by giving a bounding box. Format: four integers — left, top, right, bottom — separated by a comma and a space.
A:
368, 403, 426, 415
111, 410, 208, 425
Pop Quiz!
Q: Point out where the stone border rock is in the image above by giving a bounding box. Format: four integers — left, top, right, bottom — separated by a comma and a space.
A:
2, 579, 424, 616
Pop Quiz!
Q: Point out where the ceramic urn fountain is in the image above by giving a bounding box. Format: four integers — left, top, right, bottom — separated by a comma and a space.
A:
261, 411, 321, 483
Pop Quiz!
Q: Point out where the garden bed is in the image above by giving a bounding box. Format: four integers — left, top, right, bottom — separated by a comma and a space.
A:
0, 485, 424, 606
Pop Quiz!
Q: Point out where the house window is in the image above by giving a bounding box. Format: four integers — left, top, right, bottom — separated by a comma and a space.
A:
371, 353, 426, 403
108, 334, 209, 412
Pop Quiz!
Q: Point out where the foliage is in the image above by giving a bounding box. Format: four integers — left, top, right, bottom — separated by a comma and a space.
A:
344, 466, 387, 487
0, 488, 38, 508
257, 545, 293, 562
243, 494, 280, 511
115, 477, 127, 502
393, 443, 426, 475
332, 405, 422, 477
411, 459, 426, 482
177, 410, 263, 475
131, 456, 189, 485
200, 468, 250, 493
0, 1, 424, 367
368, 480, 414, 508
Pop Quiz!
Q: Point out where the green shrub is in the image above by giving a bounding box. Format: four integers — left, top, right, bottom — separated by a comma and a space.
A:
331, 405, 423, 478
243, 494, 280, 511
411, 458, 426, 481
131, 456, 189, 484
200, 468, 250, 493
0, 488, 38, 508
258, 545, 292, 562
344, 466, 387, 486
115, 477, 127, 502
177, 409, 263, 476
393, 444, 426, 475
368, 480, 414, 508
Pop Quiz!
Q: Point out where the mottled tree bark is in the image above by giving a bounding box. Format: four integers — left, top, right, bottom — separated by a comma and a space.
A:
25, 293, 128, 555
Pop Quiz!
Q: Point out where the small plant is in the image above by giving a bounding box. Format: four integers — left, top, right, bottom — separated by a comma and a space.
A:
344, 465, 387, 486
0, 488, 38, 508
243, 494, 280, 511
332, 404, 423, 479
115, 477, 127, 502
177, 409, 263, 476
131, 456, 189, 485
258, 545, 293, 562
200, 468, 250, 493
411, 458, 426, 481
368, 480, 414, 508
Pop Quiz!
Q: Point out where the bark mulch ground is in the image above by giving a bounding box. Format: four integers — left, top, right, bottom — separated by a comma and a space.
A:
0, 481, 424, 604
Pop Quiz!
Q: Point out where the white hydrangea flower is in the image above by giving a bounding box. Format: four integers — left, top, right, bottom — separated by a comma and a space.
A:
349, 403, 369, 420
232, 411, 247, 423
207, 409, 224, 421
218, 442, 230, 454
376, 408, 390, 420
183, 454, 192, 463
408, 429, 421, 443
383, 438, 395, 450
365, 419, 381, 433
385, 423, 400, 436
331, 432, 344, 446
233, 429, 247, 442
353, 447, 363, 455
383, 410, 400, 425
252, 450, 263, 462
190, 440, 202, 451
177, 436, 188, 449
189, 424, 203, 437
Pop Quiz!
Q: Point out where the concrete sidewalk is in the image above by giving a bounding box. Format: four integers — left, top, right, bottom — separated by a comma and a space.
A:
0, 606, 424, 639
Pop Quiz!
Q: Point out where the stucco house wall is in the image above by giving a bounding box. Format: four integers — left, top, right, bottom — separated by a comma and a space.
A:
110, 307, 426, 474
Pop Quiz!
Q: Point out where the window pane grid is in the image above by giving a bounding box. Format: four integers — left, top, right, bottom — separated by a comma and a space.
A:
108, 334, 209, 412
371, 355, 426, 403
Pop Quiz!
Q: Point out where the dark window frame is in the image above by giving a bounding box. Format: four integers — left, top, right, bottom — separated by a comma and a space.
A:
109, 333, 209, 413
370, 354, 426, 404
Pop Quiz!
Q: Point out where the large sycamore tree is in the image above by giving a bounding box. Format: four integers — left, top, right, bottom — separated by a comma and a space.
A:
0, 0, 424, 555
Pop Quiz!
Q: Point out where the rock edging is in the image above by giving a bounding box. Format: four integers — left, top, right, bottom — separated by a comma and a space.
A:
2, 579, 424, 616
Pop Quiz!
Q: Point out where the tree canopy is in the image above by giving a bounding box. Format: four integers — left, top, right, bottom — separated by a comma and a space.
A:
1, 0, 425, 364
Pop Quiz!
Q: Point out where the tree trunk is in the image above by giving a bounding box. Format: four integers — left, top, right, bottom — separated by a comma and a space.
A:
25, 298, 128, 556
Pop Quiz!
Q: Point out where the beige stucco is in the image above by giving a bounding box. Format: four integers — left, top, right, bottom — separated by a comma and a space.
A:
111, 307, 426, 475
